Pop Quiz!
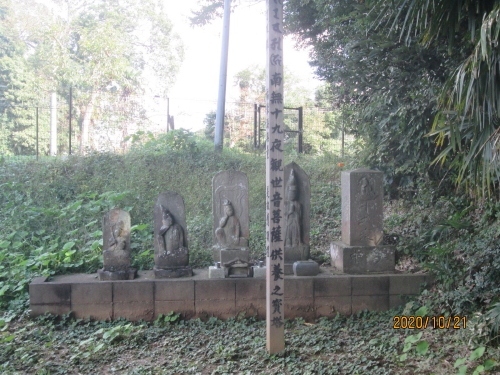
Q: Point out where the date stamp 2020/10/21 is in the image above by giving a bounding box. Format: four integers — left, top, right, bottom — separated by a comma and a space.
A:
393, 316, 467, 329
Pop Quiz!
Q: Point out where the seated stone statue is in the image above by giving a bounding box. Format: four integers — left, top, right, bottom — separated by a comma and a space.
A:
215, 199, 246, 248
157, 206, 185, 256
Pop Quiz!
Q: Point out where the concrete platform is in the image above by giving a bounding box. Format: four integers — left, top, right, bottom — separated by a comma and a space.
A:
29, 268, 433, 321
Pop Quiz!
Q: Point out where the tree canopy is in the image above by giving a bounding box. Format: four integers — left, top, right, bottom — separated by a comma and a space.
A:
0, 0, 183, 154
192, 0, 500, 197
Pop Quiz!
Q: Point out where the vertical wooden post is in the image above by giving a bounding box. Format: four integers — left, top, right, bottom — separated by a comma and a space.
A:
266, 0, 285, 354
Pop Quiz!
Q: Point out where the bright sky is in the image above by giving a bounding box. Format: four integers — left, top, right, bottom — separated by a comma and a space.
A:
167, 0, 321, 131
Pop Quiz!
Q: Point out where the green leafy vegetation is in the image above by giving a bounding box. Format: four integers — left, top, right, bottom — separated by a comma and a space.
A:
0, 130, 499, 372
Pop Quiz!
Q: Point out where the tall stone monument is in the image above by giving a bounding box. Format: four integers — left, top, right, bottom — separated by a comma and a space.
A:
98, 208, 136, 280
283, 162, 310, 274
154, 192, 192, 278
330, 168, 395, 273
211, 170, 251, 277
266, 0, 285, 354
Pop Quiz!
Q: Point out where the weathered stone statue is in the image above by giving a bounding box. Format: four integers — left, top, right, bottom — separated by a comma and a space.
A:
215, 199, 245, 247
98, 208, 136, 280
283, 162, 310, 274
154, 192, 192, 278
211, 170, 251, 278
284, 169, 302, 247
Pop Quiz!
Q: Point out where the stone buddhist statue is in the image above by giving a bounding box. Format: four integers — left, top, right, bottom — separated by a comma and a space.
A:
98, 208, 136, 280
211, 170, 251, 278
157, 206, 185, 256
215, 199, 244, 248
153, 192, 192, 278
283, 162, 310, 274
284, 169, 302, 247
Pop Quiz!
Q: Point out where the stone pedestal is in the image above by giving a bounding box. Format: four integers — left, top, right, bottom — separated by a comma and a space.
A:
154, 266, 192, 278
98, 268, 136, 281
330, 242, 395, 274
333, 169, 395, 274
293, 260, 319, 276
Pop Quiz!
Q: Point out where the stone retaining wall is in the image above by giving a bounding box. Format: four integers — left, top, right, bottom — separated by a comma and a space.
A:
29, 270, 432, 321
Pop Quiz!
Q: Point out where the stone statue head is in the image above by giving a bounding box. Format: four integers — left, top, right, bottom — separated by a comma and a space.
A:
161, 205, 174, 227
223, 199, 234, 216
286, 169, 298, 201
113, 220, 125, 237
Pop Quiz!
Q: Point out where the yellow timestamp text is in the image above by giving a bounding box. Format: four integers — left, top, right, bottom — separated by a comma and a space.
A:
393, 315, 467, 329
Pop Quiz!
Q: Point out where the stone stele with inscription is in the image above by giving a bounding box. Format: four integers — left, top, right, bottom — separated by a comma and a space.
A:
330, 168, 395, 273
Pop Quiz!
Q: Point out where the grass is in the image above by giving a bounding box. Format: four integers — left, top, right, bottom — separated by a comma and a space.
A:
1, 309, 498, 374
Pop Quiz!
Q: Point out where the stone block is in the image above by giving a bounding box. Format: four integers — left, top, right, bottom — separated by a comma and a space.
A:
389, 295, 417, 309
341, 169, 384, 246
285, 298, 315, 321
235, 278, 265, 300
195, 279, 235, 301
208, 266, 225, 279
314, 277, 351, 297
252, 266, 266, 278
352, 276, 389, 295
155, 280, 194, 301
195, 299, 236, 319
284, 278, 313, 299
155, 300, 195, 319
293, 260, 319, 276
390, 274, 428, 295
352, 295, 389, 313
331, 242, 395, 273
113, 281, 154, 302
29, 282, 71, 305
72, 303, 112, 320
195, 279, 236, 319
235, 299, 266, 319
114, 302, 154, 321
72, 282, 112, 305
315, 296, 352, 316
30, 304, 71, 317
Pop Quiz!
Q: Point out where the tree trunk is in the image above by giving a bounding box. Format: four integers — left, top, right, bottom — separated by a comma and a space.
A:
80, 91, 97, 154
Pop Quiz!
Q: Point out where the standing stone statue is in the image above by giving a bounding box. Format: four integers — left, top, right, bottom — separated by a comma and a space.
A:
211, 170, 250, 278
98, 208, 136, 280
283, 162, 310, 274
154, 192, 192, 278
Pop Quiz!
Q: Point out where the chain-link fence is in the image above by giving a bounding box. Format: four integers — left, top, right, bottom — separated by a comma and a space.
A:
0, 88, 353, 160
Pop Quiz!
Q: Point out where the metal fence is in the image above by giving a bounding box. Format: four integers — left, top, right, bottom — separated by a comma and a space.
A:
0, 89, 353, 160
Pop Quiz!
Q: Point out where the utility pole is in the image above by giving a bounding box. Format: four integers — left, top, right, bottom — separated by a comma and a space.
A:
214, 0, 231, 152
